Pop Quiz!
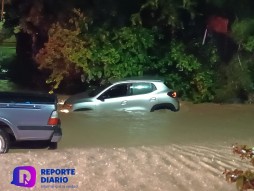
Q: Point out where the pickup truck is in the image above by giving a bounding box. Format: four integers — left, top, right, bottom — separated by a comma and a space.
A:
0, 92, 62, 153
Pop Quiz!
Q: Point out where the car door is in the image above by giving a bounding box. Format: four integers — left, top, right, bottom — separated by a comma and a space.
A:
96, 83, 131, 111
125, 82, 158, 111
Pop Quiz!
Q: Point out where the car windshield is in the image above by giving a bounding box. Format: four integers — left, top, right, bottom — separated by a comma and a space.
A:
88, 83, 111, 97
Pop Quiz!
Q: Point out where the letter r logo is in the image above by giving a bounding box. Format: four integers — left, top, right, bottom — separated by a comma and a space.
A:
11, 166, 36, 188
19, 170, 31, 185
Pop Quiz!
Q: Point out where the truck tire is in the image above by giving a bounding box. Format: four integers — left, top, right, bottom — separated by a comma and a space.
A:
48, 142, 58, 150
0, 129, 10, 154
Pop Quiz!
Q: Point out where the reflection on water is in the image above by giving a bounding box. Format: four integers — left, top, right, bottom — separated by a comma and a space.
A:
59, 102, 254, 148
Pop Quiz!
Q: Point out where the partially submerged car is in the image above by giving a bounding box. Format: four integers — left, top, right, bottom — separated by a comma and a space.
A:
61, 79, 180, 113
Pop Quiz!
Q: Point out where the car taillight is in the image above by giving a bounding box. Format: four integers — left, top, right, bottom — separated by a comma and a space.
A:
48, 111, 59, 125
167, 91, 177, 98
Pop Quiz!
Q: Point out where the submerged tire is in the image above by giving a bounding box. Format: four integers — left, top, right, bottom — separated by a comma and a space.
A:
74, 108, 92, 112
0, 129, 10, 154
150, 103, 178, 112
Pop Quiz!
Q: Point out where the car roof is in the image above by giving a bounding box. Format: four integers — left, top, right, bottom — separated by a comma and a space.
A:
115, 80, 163, 83
111, 76, 165, 84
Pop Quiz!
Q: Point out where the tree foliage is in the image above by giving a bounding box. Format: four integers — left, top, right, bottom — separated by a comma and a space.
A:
132, 0, 197, 28
3, 0, 254, 102
87, 26, 154, 80
226, 18, 254, 100
149, 39, 217, 102
35, 5, 219, 102
32, 0, 222, 102
35, 9, 90, 91
36, 9, 155, 91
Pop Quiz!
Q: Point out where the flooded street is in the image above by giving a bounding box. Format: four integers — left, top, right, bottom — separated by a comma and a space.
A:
1, 93, 254, 190
0, 55, 247, 186
59, 101, 254, 148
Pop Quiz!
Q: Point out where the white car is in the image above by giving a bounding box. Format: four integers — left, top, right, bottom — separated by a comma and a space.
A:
61, 79, 180, 112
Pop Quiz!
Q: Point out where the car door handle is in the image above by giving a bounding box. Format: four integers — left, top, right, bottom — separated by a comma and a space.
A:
121, 100, 127, 105
149, 97, 156, 102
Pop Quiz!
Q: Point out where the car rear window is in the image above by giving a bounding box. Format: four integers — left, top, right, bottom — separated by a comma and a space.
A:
130, 83, 156, 95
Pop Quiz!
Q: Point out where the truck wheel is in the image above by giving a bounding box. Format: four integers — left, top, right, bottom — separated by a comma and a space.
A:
0, 129, 10, 154
48, 142, 58, 150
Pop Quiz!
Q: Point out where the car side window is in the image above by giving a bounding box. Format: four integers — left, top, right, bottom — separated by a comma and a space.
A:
130, 83, 156, 95
99, 84, 129, 99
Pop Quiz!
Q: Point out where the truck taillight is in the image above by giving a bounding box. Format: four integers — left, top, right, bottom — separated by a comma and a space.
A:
167, 91, 177, 98
48, 111, 59, 125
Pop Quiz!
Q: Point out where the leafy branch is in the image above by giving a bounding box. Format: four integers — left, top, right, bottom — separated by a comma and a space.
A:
224, 144, 254, 191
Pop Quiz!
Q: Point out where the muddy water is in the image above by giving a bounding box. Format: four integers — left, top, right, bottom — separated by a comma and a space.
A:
35, 101, 253, 191
59, 101, 254, 148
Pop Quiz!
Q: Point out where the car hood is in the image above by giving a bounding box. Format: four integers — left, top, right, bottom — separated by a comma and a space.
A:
65, 92, 94, 104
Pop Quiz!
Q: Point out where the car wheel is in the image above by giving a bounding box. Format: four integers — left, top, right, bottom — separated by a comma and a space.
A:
150, 104, 173, 112
74, 108, 92, 112
48, 142, 58, 150
0, 129, 10, 154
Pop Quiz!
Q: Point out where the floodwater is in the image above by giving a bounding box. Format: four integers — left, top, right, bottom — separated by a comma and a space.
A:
0, 87, 254, 190
59, 101, 254, 148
